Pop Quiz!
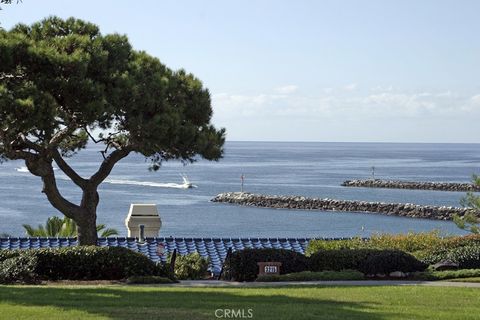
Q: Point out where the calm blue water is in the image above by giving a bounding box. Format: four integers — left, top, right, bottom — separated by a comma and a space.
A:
0, 142, 479, 238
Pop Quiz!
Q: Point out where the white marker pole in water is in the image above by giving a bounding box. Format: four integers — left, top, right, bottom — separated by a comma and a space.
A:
371, 166, 375, 180
241, 174, 245, 193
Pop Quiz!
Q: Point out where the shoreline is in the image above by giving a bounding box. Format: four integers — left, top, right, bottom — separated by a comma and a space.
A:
212, 192, 477, 221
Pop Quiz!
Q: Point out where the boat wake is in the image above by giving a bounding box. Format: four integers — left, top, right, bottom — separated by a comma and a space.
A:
105, 174, 197, 189
16, 166, 58, 173
15, 166, 195, 189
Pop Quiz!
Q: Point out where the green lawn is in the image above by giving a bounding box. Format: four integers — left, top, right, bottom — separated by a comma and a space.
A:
0, 285, 478, 320
449, 277, 480, 283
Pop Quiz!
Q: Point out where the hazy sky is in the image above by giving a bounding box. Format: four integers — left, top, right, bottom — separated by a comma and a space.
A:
2, 0, 480, 142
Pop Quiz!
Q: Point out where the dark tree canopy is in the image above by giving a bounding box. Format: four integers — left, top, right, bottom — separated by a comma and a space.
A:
0, 17, 225, 244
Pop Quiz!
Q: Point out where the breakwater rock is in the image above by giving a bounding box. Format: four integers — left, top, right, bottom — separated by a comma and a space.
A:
341, 179, 480, 192
211, 192, 476, 221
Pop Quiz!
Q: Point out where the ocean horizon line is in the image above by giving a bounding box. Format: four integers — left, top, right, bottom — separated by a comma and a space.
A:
224, 140, 480, 145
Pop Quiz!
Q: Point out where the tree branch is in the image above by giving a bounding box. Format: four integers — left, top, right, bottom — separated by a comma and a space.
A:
90, 146, 133, 186
85, 127, 106, 144
49, 122, 78, 147
41, 170, 82, 220
52, 149, 88, 188
23, 155, 81, 219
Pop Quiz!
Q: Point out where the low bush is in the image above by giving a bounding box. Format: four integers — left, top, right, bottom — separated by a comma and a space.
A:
0, 249, 20, 263
256, 270, 364, 282
155, 262, 175, 280
420, 246, 480, 269
309, 249, 373, 271
305, 238, 367, 254
306, 231, 446, 256
358, 250, 427, 275
412, 269, 480, 281
307, 233, 480, 258
309, 249, 426, 274
126, 275, 178, 284
438, 234, 480, 250
223, 249, 309, 282
0, 255, 39, 284
173, 253, 210, 280
0, 246, 158, 281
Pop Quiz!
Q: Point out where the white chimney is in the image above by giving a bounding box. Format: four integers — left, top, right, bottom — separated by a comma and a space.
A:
125, 204, 162, 238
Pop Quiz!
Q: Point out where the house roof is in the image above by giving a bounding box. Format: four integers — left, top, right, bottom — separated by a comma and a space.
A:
0, 237, 352, 273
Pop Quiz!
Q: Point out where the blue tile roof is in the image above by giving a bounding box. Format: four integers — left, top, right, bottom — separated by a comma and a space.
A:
0, 237, 354, 274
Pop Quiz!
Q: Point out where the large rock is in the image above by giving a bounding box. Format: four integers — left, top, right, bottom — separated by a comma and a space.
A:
432, 260, 459, 271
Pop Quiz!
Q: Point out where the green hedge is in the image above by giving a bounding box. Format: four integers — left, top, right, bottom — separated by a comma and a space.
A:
419, 246, 480, 269
306, 233, 480, 257
0, 246, 160, 283
0, 249, 21, 263
309, 249, 373, 271
0, 255, 39, 284
309, 249, 427, 274
358, 250, 426, 274
222, 248, 309, 282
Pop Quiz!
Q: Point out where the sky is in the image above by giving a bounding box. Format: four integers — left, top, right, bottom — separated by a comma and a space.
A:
1, 0, 480, 143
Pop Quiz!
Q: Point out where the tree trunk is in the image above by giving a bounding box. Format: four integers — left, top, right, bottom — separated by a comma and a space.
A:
27, 148, 131, 246
76, 213, 98, 246
77, 187, 100, 246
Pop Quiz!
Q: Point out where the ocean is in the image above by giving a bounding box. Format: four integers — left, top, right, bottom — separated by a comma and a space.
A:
1, 142, 479, 238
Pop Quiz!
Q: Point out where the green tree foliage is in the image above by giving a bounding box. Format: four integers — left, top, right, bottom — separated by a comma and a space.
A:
0, 17, 225, 245
454, 175, 480, 234
23, 216, 118, 237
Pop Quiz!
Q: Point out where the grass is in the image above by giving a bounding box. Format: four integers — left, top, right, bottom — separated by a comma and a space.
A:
0, 285, 479, 319
125, 276, 178, 284
256, 270, 364, 282
449, 277, 480, 283
413, 269, 480, 281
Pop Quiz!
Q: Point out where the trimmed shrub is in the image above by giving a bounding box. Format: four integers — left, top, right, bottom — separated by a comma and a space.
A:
173, 253, 210, 280
0, 246, 158, 281
31, 246, 158, 280
256, 270, 364, 282
358, 250, 426, 275
0, 249, 21, 263
309, 249, 374, 271
126, 275, 178, 284
223, 249, 309, 282
309, 249, 426, 274
0, 255, 39, 284
420, 246, 480, 269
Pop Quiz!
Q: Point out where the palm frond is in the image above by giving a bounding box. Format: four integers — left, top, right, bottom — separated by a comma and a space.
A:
46, 216, 64, 237
60, 217, 77, 237
100, 228, 119, 237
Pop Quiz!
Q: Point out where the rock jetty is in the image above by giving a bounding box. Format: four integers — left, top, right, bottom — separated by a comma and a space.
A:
341, 179, 480, 192
211, 192, 476, 221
